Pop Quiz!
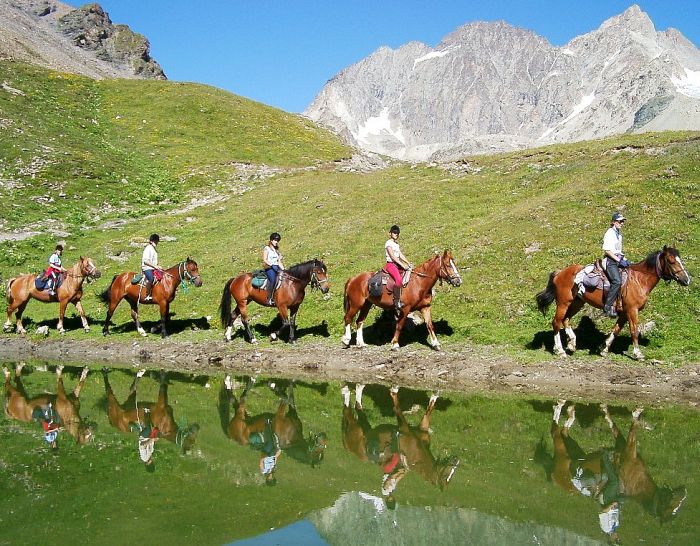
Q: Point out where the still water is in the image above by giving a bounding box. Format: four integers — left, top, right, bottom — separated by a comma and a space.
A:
1, 361, 697, 545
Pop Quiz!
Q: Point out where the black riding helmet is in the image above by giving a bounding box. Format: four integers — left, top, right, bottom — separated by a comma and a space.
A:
149, 233, 160, 243
270, 232, 281, 242
389, 225, 400, 235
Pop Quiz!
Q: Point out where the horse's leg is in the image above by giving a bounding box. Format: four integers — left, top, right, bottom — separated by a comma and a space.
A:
389, 386, 411, 433
13, 300, 29, 335
600, 403, 624, 448
224, 305, 240, 342
420, 306, 441, 350
158, 301, 169, 338
419, 391, 439, 432
57, 298, 69, 334
287, 305, 300, 344
272, 304, 290, 343
389, 311, 409, 351
625, 307, 644, 361
563, 299, 584, 353
238, 302, 257, 344
600, 316, 628, 357
103, 294, 121, 336
4, 291, 16, 331
354, 383, 365, 409
342, 286, 364, 347
74, 301, 90, 333
354, 301, 372, 348
73, 367, 89, 397
129, 300, 147, 337
626, 407, 644, 460
551, 302, 569, 357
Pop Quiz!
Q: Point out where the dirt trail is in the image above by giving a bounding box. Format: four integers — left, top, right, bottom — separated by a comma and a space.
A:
1, 337, 698, 406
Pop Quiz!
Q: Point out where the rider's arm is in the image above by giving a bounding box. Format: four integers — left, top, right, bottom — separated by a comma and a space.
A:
263, 247, 273, 268
604, 250, 620, 262
387, 247, 409, 269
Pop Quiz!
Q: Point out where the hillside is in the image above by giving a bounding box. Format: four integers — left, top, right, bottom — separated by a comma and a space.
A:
0, 63, 697, 365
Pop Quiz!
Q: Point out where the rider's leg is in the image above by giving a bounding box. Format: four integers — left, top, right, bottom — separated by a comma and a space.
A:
385, 263, 404, 310
143, 269, 154, 301
604, 261, 621, 317
265, 267, 278, 306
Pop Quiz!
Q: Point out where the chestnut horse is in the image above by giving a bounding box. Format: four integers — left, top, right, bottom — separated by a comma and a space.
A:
100, 258, 202, 337
219, 259, 329, 344
4, 256, 101, 334
539, 400, 686, 525
341, 384, 459, 491
3, 363, 94, 444
342, 250, 462, 351
102, 368, 199, 453
220, 375, 327, 467
536, 246, 690, 360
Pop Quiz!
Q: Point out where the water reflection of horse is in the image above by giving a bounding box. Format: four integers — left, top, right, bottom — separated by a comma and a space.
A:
3, 363, 94, 444
220, 376, 327, 467
219, 259, 329, 344
102, 368, 199, 453
100, 258, 203, 338
341, 384, 459, 491
4, 256, 101, 334
342, 251, 462, 351
536, 246, 691, 360
537, 400, 686, 526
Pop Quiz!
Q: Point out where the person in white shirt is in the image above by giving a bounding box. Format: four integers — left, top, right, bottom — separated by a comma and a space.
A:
384, 225, 412, 311
602, 212, 629, 318
142, 234, 164, 301
263, 232, 284, 306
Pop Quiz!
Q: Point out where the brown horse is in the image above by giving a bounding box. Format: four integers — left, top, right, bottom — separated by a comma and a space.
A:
540, 400, 686, 526
100, 258, 202, 337
536, 246, 690, 360
342, 250, 462, 351
102, 368, 199, 453
341, 384, 459, 491
220, 375, 327, 467
219, 259, 329, 344
3, 363, 94, 444
4, 256, 101, 335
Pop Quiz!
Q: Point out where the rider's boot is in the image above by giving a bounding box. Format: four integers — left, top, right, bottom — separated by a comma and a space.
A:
266, 283, 275, 306
48, 277, 55, 296
144, 282, 153, 301
393, 287, 403, 312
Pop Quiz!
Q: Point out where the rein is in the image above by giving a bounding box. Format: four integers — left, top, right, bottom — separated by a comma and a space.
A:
176, 261, 199, 294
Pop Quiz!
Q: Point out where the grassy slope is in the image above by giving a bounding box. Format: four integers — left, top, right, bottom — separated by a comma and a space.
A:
1, 61, 699, 363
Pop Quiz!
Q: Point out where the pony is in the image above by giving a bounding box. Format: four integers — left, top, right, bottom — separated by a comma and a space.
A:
342, 250, 462, 351
536, 246, 690, 360
341, 384, 459, 493
102, 368, 199, 454
4, 256, 101, 334
537, 400, 686, 530
219, 259, 329, 344
3, 363, 94, 445
100, 258, 202, 337
220, 375, 327, 467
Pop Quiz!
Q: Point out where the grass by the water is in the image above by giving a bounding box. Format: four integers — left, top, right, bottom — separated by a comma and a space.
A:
1, 60, 699, 364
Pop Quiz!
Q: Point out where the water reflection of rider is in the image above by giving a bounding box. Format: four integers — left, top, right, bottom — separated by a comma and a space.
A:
249, 418, 282, 486
138, 422, 161, 473
33, 403, 59, 450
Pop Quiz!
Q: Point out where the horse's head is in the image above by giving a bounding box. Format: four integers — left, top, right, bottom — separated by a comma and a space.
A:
310, 260, 330, 294
438, 250, 462, 287
436, 456, 460, 490
183, 258, 203, 287
178, 423, 200, 454
655, 485, 687, 523
77, 421, 96, 445
79, 257, 101, 280
308, 431, 328, 468
659, 247, 691, 286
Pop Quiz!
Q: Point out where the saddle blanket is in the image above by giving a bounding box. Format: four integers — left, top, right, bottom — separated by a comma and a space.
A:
574, 262, 627, 298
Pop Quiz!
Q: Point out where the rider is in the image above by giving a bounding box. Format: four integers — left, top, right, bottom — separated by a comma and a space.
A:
142, 234, 165, 302
263, 232, 284, 306
46, 244, 67, 296
602, 213, 629, 318
385, 225, 412, 311
138, 423, 161, 473
250, 418, 282, 486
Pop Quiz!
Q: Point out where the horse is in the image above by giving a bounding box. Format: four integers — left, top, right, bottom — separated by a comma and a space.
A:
4, 256, 101, 335
342, 250, 462, 351
100, 258, 202, 337
219, 259, 329, 344
102, 368, 199, 453
220, 375, 327, 467
535, 246, 690, 360
3, 363, 94, 444
341, 384, 459, 492
537, 400, 686, 528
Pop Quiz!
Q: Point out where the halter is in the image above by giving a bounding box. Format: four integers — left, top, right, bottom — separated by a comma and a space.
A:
310, 266, 328, 291
177, 261, 200, 294
67, 260, 98, 281
656, 252, 688, 283
438, 256, 462, 286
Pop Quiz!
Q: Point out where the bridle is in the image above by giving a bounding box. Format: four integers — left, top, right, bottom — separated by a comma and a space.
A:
67, 260, 99, 282
656, 252, 690, 283
310, 265, 328, 291
178, 261, 201, 286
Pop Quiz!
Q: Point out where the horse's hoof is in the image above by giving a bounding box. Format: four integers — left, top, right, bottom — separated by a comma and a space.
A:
84, 327, 90, 333
139, 331, 148, 337
431, 343, 442, 351
103, 330, 110, 336
270, 333, 278, 342
289, 339, 296, 345
390, 343, 400, 352
341, 339, 350, 348
250, 338, 258, 345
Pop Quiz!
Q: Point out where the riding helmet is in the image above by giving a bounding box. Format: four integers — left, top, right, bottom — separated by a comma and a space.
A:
149, 233, 160, 243
270, 232, 281, 242
390, 225, 400, 234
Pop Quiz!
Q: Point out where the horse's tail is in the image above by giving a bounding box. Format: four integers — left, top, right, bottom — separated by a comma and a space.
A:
98, 275, 118, 304
5, 278, 17, 304
535, 271, 558, 315
343, 278, 351, 314
219, 278, 234, 327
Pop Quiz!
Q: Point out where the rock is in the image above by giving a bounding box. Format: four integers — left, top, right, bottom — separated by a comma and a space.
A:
36, 325, 49, 336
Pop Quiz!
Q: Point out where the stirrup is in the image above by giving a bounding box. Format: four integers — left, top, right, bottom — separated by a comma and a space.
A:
144, 295, 153, 301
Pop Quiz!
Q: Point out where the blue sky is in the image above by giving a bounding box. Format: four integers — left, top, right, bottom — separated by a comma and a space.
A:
79, 1, 699, 113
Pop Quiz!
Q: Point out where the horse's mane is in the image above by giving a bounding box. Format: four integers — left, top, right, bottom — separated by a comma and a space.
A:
286, 259, 325, 279
643, 251, 661, 269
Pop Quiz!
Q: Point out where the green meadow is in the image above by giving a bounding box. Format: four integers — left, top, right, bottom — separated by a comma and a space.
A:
1, 60, 699, 363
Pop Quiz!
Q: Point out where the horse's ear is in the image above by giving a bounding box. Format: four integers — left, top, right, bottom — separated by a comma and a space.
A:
80, 256, 85, 261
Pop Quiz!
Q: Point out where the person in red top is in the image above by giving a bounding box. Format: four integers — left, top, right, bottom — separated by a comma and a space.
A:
46, 244, 67, 296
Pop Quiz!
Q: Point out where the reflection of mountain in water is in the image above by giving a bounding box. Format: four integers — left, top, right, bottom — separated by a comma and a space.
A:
309, 492, 604, 546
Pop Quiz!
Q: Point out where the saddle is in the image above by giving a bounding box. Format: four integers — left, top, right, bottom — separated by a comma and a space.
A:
131, 273, 160, 286
368, 268, 411, 298
575, 260, 628, 298
251, 269, 282, 291
35, 272, 62, 291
